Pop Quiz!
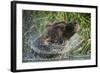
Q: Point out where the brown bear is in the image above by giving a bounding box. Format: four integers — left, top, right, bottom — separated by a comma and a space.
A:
40, 21, 77, 45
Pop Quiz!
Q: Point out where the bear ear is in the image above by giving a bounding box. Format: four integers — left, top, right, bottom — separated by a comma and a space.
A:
46, 20, 57, 26
69, 19, 77, 25
46, 22, 53, 28
68, 20, 78, 30
71, 20, 80, 32
72, 21, 77, 25
53, 21, 67, 27
46, 24, 52, 27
